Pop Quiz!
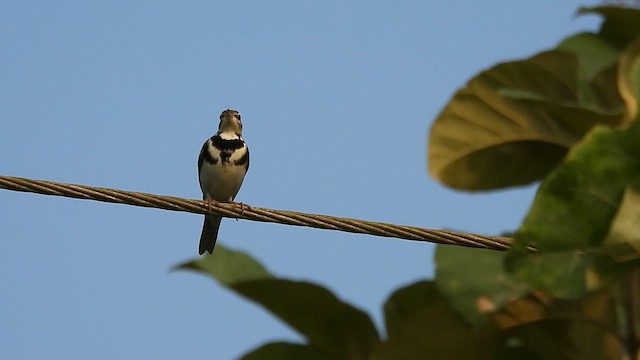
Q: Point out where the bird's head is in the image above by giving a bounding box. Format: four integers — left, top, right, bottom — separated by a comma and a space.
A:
218, 109, 243, 135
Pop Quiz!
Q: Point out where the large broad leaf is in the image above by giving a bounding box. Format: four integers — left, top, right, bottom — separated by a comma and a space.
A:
239, 342, 328, 360
506, 119, 640, 298
434, 245, 530, 326
375, 281, 500, 360
491, 291, 623, 360
428, 51, 623, 191
231, 280, 379, 360
578, 6, 640, 48
174, 245, 273, 283
174, 246, 380, 360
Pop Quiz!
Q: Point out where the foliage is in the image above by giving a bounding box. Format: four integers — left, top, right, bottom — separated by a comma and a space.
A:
179, 6, 640, 359
427, 6, 640, 191
176, 245, 627, 359
506, 120, 640, 298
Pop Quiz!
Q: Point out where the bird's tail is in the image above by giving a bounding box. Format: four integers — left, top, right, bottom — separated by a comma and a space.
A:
199, 215, 222, 255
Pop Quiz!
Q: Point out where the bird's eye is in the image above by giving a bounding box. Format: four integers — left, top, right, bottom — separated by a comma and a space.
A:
236, 114, 242, 121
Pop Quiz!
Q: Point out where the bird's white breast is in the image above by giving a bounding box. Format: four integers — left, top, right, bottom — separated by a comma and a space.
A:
199, 139, 248, 202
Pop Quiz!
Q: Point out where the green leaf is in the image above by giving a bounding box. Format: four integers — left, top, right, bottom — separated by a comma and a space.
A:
506, 120, 640, 298
175, 246, 379, 360
376, 281, 499, 360
435, 245, 530, 326
578, 6, 640, 48
232, 280, 379, 360
555, 32, 625, 114
428, 51, 622, 191
556, 32, 620, 80
173, 245, 273, 283
239, 342, 328, 360
598, 37, 640, 265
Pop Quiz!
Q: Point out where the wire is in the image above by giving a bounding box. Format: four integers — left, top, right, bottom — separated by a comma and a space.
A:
0, 175, 518, 251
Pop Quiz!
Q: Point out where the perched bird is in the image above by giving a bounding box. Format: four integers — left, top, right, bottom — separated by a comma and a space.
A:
197, 109, 249, 255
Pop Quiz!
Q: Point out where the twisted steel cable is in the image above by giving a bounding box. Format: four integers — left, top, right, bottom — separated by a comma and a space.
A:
0, 175, 517, 251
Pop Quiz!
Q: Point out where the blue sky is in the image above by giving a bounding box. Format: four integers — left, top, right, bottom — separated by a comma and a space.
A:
1, 1, 601, 359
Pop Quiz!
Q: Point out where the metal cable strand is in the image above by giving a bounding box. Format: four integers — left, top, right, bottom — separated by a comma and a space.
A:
0, 175, 518, 251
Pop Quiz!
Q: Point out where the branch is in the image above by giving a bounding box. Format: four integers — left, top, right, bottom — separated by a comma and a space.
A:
0, 175, 519, 251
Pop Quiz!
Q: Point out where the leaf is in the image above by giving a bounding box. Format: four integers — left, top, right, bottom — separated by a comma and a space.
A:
435, 245, 530, 326
376, 281, 499, 360
602, 178, 640, 262
555, 33, 625, 114
618, 37, 640, 121
175, 246, 380, 360
556, 32, 620, 80
491, 290, 617, 331
239, 342, 328, 360
599, 37, 640, 266
232, 280, 379, 360
506, 319, 624, 360
506, 120, 640, 298
590, 64, 626, 114
173, 245, 273, 283
578, 6, 640, 48
379, 282, 612, 359
428, 51, 622, 191
491, 291, 623, 360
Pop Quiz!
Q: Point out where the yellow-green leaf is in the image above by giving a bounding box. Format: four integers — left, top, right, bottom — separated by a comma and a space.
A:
618, 36, 640, 121
428, 51, 622, 190
491, 291, 623, 360
603, 178, 640, 262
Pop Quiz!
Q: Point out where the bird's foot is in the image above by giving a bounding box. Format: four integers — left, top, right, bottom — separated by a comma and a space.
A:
203, 198, 220, 214
230, 201, 251, 217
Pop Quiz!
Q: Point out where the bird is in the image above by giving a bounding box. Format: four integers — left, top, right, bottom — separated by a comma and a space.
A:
197, 109, 249, 255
